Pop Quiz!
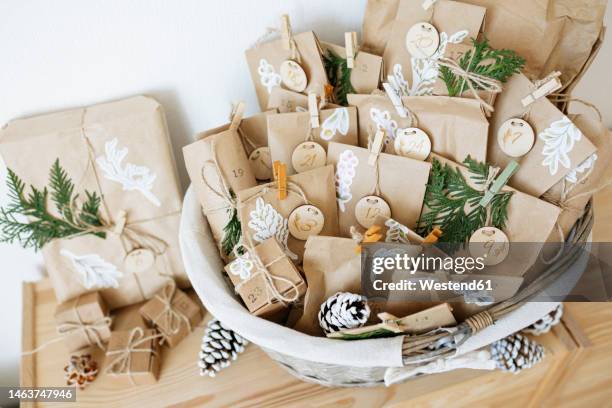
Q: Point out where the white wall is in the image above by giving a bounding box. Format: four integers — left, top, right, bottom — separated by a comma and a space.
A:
0, 0, 609, 393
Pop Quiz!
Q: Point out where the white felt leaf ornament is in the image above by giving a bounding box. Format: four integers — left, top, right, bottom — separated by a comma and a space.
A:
370, 108, 398, 143
61, 249, 123, 290
228, 254, 254, 281
96, 138, 161, 207
539, 116, 583, 176
320, 108, 350, 141
335, 150, 359, 212
384, 218, 411, 244
566, 153, 598, 184
258, 59, 281, 94
247, 197, 298, 260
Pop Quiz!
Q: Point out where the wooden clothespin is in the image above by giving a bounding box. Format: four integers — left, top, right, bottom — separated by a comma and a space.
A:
355, 225, 383, 253
521, 72, 563, 107
308, 93, 320, 128
479, 161, 520, 207
281, 14, 292, 50
345, 32, 357, 69
229, 101, 245, 131
273, 161, 288, 200
377, 313, 404, 333
423, 227, 442, 243
367, 129, 385, 166
382, 82, 408, 118
422, 0, 438, 10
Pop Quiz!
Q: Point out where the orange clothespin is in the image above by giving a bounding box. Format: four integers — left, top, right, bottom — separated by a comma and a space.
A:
273, 161, 287, 200
423, 227, 442, 243
356, 225, 383, 253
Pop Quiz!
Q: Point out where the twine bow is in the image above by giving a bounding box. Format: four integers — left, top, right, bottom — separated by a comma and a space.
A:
104, 327, 161, 386
151, 280, 192, 341
57, 317, 113, 351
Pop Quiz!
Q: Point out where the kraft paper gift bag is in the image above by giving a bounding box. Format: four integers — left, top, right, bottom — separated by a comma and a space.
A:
362, 0, 401, 56
245, 26, 329, 110
487, 73, 598, 198
183, 120, 258, 260
0, 96, 188, 308
382, 0, 486, 97
347, 93, 488, 163
267, 88, 341, 113
267, 106, 359, 175
237, 165, 339, 262
327, 142, 431, 237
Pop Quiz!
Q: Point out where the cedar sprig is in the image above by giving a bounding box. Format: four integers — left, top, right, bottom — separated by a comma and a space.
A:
0, 159, 105, 250
416, 156, 513, 246
439, 37, 525, 97
221, 189, 241, 256
323, 49, 355, 106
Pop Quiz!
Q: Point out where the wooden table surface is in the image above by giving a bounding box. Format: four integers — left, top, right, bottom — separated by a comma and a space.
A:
20, 178, 612, 407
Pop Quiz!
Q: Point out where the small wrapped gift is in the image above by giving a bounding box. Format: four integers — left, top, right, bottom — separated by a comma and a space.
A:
139, 281, 203, 347
104, 327, 161, 385
55, 292, 112, 352
224, 238, 306, 320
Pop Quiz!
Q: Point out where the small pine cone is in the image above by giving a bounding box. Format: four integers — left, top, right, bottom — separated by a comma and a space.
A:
198, 319, 248, 378
490, 333, 545, 374
522, 304, 563, 336
318, 292, 370, 334
64, 354, 98, 389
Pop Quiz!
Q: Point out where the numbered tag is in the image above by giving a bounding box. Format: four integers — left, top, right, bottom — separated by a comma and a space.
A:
124, 248, 155, 274
288, 204, 325, 241
393, 128, 431, 161
280, 60, 308, 92
469, 227, 510, 266
291, 141, 327, 173
248, 147, 273, 181
355, 195, 391, 229
405, 22, 440, 58
497, 118, 535, 158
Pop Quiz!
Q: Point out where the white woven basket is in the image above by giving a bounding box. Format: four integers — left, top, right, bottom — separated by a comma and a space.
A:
179, 186, 577, 387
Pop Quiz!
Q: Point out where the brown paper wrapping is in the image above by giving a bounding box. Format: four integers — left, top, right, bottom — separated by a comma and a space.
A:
267, 88, 341, 113
237, 165, 339, 262
267, 107, 359, 175
362, 0, 401, 55
348, 93, 488, 163
245, 31, 329, 110
382, 0, 485, 91
104, 328, 161, 385
139, 282, 203, 348
0, 96, 187, 308
487, 73, 598, 197
183, 124, 258, 259
224, 237, 306, 320
321, 42, 383, 95
327, 142, 431, 237
55, 292, 111, 352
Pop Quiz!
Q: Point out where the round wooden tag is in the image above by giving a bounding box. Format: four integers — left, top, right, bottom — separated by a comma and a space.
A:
248, 146, 273, 181
288, 204, 325, 241
393, 128, 432, 161
469, 227, 510, 266
124, 248, 155, 274
405, 22, 440, 58
355, 195, 392, 229
280, 60, 308, 92
291, 141, 327, 173
497, 118, 535, 158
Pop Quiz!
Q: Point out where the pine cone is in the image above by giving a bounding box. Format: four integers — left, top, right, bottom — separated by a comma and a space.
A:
490, 333, 545, 374
318, 292, 370, 334
522, 304, 563, 336
64, 354, 98, 389
198, 319, 248, 377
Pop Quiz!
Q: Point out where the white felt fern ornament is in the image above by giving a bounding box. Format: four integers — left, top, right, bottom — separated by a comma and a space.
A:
566, 153, 598, 184
370, 108, 398, 144
60, 249, 123, 289
320, 108, 350, 141
96, 138, 161, 207
247, 197, 298, 259
335, 150, 359, 212
258, 59, 281, 94
384, 218, 411, 244
539, 116, 583, 176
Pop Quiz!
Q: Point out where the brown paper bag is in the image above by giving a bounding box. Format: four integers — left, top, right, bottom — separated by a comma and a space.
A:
183, 123, 258, 259
245, 31, 329, 110
0, 96, 187, 308
543, 112, 612, 240
327, 142, 431, 237
237, 165, 339, 262
267, 88, 341, 113
348, 93, 488, 162
487, 73, 598, 197
382, 0, 486, 97
362, 0, 401, 55
267, 107, 359, 175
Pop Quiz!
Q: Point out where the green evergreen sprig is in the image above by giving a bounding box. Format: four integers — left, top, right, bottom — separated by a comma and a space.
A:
0, 159, 105, 250
323, 49, 355, 106
221, 207, 241, 257
416, 156, 513, 245
439, 37, 525, 97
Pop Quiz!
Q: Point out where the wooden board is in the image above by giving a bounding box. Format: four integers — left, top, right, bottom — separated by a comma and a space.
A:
21, 279, 597, 408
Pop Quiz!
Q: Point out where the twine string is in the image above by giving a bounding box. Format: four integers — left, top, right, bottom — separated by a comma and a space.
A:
150, 280, 192, 341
